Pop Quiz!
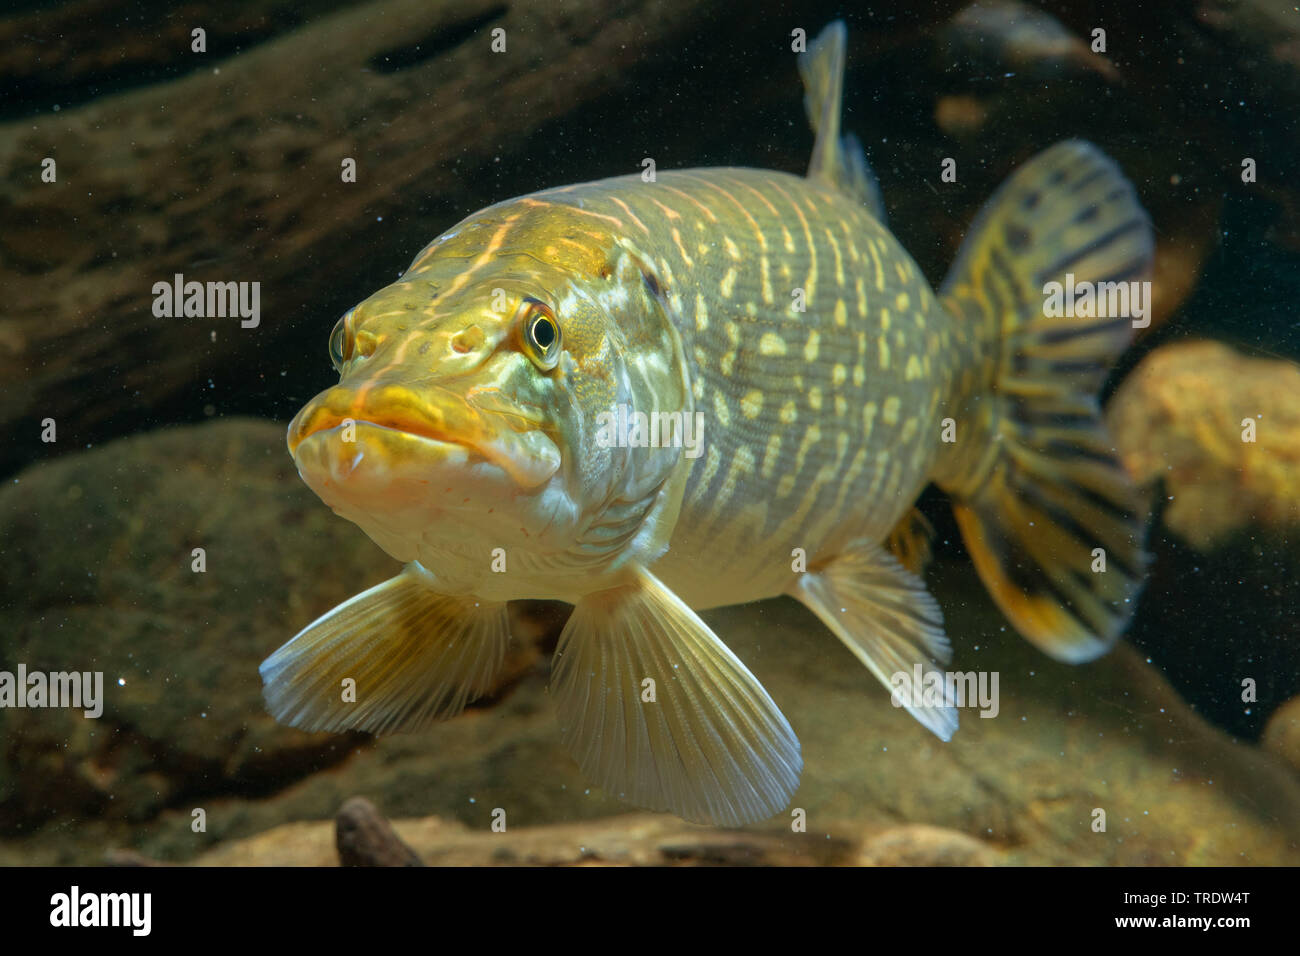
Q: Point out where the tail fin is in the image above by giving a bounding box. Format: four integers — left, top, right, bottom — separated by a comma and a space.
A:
936, 140, 1153, 663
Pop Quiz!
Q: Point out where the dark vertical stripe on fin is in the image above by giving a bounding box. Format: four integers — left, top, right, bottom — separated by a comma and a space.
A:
936, 140, 1155, 663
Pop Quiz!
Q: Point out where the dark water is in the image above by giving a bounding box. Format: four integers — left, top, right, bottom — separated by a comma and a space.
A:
1, 0, 1298, 870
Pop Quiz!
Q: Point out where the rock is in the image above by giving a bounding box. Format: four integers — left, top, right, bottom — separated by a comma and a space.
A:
1263, 697, 1300, 774
192, 811, 852, 866
856, 824, 1001, 866
1106, 341, 1300, 550
940, 1, 1120, 82
0, 417, 541, 835
336, 796, 423, 866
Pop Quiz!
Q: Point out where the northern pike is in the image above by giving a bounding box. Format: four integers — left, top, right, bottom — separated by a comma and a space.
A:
261, 22, 1152, 826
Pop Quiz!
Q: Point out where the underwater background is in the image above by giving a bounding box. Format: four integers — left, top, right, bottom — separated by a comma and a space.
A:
1, 0, 1299, 865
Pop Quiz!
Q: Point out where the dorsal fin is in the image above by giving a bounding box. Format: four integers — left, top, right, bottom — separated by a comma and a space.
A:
798, 21, 887, 224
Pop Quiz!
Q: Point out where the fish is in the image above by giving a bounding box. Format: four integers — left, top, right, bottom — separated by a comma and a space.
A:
260, 21, 1153, 827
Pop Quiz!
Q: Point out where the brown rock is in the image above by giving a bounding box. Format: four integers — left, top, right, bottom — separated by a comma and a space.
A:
0, 418, 542, 833
336, 796, 423, 866
1106, 341, 1300, 550
857, 824, 1001, 866
192, 811, 853, 866
1263, 697, 1300, 774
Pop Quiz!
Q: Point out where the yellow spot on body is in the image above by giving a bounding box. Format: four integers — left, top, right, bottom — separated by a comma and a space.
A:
720, 268, 737, 298
895, 260, 910, 283
776, 473, 797, 498
745, 301, 758, 317
726, 320, 740, 346
872, 247, 885, 291
832, 363, 847, 386
883, 396, 901, 426
895, 292, 910, 312
879, 338, 891, 369
694, 345, 708, 368
808, 386, 823, 411
782, 227, 795, 253
672, 228, 695, 268
834, 395, 848, 418
724, 236, 741, 261
713, 445, 755, 515
834, 299, 848, 328
825, 227, 844, 286
649, 198, 681, 221
900, 417, 918, 444
761, 433, 782, 479
695, 293, 708, 331
695, 444, 721, 495
741, 390, 764, 420
836, 431, 849, 460
720, 352, 735, 376
880, 308, 891, 332
760, 332, 787, 356
853, 363, 865, 387
855, 277, 867, 317
608, 196, 650, 236
760, 257, 774, 305
780, 400, 798, 424
905, 354, 923, 381
713, 391, 731, 428
804, 329, 820, 363
794, 423, 822, 475
697, 242, 710, 256
692, 378, 704, 401
863, 401, 878, 436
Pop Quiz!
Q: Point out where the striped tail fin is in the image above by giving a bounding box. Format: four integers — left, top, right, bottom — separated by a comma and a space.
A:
935, 140, 1153, 663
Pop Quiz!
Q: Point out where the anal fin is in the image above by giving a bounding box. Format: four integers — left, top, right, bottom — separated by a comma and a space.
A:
791, 541, 958, 740
260, 564, 509, 734
884, 505, 935, 575
551, 565, 802, 827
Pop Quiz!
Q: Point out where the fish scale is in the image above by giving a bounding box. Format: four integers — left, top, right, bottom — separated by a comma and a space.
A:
261, 21, 1153, 828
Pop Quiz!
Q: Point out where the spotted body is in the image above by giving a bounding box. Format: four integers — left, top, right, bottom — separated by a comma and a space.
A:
262, 23, 1153, 826
393, 167, 973, 611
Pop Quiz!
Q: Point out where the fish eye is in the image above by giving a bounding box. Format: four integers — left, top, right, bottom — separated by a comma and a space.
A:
328, 310, 355, 372
519, 298, 561, 370
530, 314, 557, 349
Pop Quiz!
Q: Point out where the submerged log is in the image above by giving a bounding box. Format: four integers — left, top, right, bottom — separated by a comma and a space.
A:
0, 0, 800, 474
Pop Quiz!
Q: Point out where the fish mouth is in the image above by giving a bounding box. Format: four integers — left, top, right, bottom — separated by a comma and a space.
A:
287, 384, 560, 488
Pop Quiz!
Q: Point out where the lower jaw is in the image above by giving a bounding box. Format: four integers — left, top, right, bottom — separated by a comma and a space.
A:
290, 423, 507, 512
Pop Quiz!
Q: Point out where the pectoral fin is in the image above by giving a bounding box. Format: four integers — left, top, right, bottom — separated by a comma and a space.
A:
260, 565, 509, 734
551, 565, 802, 827
791, 541, 958, 740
